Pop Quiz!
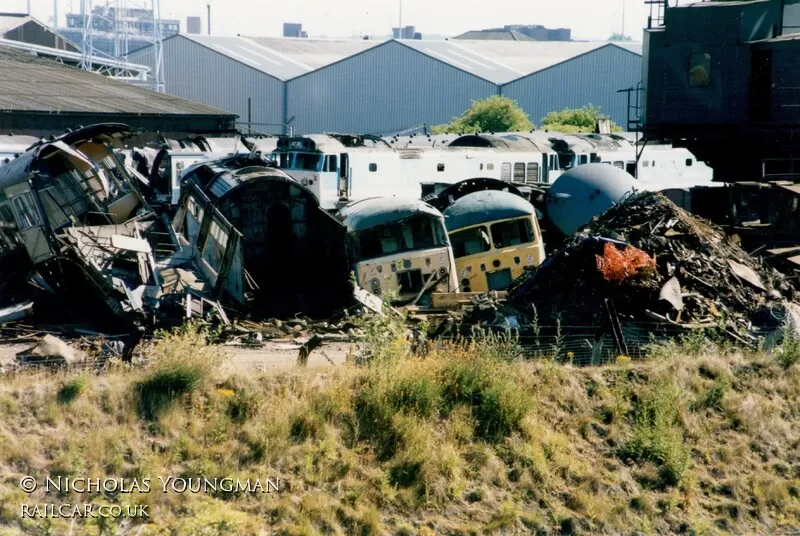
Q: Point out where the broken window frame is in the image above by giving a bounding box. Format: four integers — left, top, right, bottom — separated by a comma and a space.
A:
10, 192, 43, 230
354, 214, 448, 262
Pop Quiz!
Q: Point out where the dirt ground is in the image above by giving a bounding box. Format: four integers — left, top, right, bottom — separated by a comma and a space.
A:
0, 340, 360, 373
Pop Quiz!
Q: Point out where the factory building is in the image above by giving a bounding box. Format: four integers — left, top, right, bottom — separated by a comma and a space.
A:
129, 36, 642, 135
128, 35, 380, 135
287, 40, 513, 134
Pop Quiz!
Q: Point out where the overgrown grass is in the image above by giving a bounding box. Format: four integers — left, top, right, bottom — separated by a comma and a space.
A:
0, 324, 798, 535
134, 323, 225, 420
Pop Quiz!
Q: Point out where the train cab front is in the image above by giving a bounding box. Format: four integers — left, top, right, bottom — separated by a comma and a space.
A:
339, 197, 458, 304
272, 137, 341, 210
443, 190, 545, 293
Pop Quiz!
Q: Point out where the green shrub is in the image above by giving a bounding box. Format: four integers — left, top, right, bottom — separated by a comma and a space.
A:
57, 376, 88, 405
621, 378, 691, 488
474, 379, 532, 442
776, 328, 800, 369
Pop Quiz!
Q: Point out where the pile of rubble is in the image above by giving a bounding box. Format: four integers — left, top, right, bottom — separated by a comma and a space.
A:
508, 192, 797, 341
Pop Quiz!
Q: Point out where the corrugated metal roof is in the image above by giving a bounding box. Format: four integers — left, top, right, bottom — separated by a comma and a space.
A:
152, 36, 642, 85
244, 36, 381, 71
614, 42, 644, 55
0, 44, 237, 117
397, 39, 525, 84
452, 41, 641, 77
339, 197, 443, 233
180, 34, 380, 81
444, 190, 536, 231
452, 30, 534, 41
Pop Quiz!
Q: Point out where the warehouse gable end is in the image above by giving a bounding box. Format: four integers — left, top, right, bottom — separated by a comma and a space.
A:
502, 44, 643, 127
286, 40, 499, 134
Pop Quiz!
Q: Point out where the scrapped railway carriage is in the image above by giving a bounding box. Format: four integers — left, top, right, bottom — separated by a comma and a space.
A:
339, 198, 458, 304
177, 158, 352, 318
0, 124, 155, 328
443, 190, 545, 293
0, 124, 146, 266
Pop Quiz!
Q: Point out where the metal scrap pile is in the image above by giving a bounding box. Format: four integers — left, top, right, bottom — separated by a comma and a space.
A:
508, 192, 797, 339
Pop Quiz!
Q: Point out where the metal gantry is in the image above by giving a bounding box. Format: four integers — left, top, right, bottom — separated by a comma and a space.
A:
76, 0, 165, 90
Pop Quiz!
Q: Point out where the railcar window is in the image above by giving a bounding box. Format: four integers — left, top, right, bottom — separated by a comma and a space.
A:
490, 218, 534, 249
450, 227, 491, 258
368, 163, 377, 172
437, 163, 445, 172
685, 158, 693, 166
324, 155, 338, 172
277, 153, 291, 167
10, 192, 42, 229
487, 163, 495, 171
356, 215, 447, 261
613, 161, 624, 169
643, 161, 649, 167
689, 53, 711, 88
579, 155, 588, 165
294, 153, 323, 171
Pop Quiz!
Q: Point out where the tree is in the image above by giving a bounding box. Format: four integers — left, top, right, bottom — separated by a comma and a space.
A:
609, 33, 633, 41
540, 104, 623, 133
431, 96, 534, 134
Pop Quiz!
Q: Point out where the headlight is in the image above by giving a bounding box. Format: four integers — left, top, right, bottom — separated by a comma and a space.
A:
371, 278, 380, 288
439, 267, 448, 277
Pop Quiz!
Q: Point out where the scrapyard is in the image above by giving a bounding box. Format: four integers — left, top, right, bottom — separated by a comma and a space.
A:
0, 0, 799, 372
1, 119, 800, 372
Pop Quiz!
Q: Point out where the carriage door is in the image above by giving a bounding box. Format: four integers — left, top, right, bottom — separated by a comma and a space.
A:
339, 153, 350, 197
6, 183, 52, 263
541, 154, 549, 183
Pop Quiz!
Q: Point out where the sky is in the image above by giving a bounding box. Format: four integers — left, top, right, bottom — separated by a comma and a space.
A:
13, 0, 648, 41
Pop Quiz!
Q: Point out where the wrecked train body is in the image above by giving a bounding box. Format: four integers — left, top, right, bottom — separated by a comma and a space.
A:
176, 155, 352, 318
0, 124, 156, 328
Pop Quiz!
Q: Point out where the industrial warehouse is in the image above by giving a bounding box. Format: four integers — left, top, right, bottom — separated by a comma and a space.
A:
127, 36, 642, 135
1, 0, 800, 534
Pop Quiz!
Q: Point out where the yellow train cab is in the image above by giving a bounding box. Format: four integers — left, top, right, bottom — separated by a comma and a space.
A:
443, 190, 545, 293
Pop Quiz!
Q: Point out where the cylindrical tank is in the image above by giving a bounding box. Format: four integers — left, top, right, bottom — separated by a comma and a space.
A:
546, 163, 638, 236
